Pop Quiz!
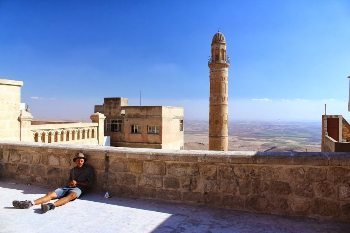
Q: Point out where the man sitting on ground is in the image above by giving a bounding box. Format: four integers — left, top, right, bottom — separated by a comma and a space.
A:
12, 152, 94, 213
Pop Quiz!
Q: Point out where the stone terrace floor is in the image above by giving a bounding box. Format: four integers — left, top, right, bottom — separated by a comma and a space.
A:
1, 181, 349, 233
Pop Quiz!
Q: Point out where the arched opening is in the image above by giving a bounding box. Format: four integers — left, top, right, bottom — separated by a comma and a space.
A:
66, 131, 70, 141
54, 132, 59, 142
87, 129, 90, 139
92, 129, 95, 138
48, 132, 52, 143
41, 132, 46, 143
60, 131, 64, 141
72, 131, 75, 140
77, 130, 81, 140
34, 133, 39, 142
82, 129, 86, 139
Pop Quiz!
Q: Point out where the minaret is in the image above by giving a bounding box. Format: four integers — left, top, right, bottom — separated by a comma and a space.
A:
348, 76, 350, 112
208, 31, 229, 151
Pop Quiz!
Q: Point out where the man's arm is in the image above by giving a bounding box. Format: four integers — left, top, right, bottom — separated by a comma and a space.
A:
67, 168, 75, 187
69, 166, 94, 189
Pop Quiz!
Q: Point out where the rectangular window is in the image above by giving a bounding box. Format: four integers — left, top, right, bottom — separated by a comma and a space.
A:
131, 124, 141, 134
111, 119, 123, 132
105, 119, 110, 132
179, 120, 184, 131
147, 125, 160, 134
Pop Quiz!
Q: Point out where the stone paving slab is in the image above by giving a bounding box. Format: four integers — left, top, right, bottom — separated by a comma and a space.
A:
0, 180, 349, 233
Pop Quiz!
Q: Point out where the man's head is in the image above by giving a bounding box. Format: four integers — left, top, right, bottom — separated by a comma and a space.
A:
73, 153, 87, 168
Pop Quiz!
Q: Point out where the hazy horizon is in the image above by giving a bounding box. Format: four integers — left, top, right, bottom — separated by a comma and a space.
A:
25, 96, 349, 122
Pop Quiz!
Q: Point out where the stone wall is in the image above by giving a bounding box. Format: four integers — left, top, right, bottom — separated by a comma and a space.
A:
1, 141, 350, 222
323, 135, 336, 152
343, 118, 350, 142
324, 135, 350, 152
162, 107, 184, 149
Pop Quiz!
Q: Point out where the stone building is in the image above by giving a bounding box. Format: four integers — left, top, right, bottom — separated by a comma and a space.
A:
0, 78, 105, 145
208, 31, 230, 151
94, 97, 184, 149
321, 76, 350, 152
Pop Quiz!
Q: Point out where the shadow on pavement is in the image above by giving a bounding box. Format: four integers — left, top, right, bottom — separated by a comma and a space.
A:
2, 180, 350, 233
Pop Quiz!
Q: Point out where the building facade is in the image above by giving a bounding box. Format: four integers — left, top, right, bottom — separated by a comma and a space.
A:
208, 32, 230, 151
95, 98, 184, 149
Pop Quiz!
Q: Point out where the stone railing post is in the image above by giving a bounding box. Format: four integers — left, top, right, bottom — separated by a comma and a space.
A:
61, 130, 67, 142
90, 112, 106, 145
18, 110, 33, 142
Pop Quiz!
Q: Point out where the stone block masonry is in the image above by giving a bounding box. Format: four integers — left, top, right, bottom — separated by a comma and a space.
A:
1, 141, 350, 222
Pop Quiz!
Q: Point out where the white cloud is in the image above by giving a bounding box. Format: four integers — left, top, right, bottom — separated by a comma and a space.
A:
251, 98, 271, 102
321, 98, 337, 102
30, 96, 40, 100
294, 98, 310, 102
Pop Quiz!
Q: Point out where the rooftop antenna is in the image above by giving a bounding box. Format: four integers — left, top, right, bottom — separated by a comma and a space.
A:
139, 90, 142, 106
348, 76, 350, 112
324, 104, 327, 115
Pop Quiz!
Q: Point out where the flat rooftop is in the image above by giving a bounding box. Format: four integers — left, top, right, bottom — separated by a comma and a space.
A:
1, 181, 349, 233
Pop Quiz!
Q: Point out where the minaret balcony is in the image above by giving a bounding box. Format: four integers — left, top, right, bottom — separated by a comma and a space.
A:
208, 56, 230, 66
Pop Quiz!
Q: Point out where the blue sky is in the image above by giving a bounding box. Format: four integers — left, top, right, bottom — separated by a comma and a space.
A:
0, 0, 349, 121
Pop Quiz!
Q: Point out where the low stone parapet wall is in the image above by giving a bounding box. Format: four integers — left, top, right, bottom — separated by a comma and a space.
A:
0, 141, 350, 222
324, 135, 350, 152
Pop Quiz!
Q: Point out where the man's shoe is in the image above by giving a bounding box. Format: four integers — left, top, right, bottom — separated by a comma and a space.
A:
41, 203, 55, 213
12, 200, 33, 209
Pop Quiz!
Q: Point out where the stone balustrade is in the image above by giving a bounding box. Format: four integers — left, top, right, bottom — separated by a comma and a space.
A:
0, 141, 350, 222
30, 123, 98, 144
18, 112, 106, 146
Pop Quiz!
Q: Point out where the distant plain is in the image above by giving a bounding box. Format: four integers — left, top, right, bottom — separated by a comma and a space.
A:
184, 121, 321, 152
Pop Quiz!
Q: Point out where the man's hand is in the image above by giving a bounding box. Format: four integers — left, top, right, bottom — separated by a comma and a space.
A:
68, 180, 77, 187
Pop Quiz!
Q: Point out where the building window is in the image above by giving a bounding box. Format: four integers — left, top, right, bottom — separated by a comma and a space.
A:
147, 125, 160, 134
105, 119, 111, 132
131, 124, 141, 134
221, 49, 225, 60
179, 120, 184, 131
111, 119, 123, 132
